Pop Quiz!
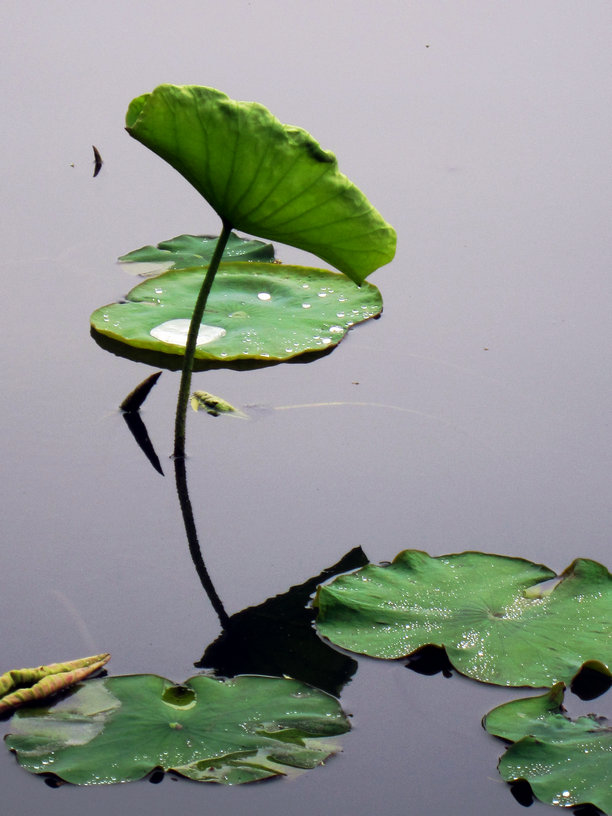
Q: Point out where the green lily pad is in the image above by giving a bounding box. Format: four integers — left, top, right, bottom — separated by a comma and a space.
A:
125, 84, 396, 284
314, 551, 612, 687
5, 674, 350, 785
484, 684, 611, 812
119, 232, 274, 275
90, 262, 382, 362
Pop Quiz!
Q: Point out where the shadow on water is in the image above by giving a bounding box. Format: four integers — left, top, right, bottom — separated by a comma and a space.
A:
570, 664, 612, 701
171, 432, 366, 696
120, 386, 611, 813
122, 412, 165, 475
405, 644, 454, 679
91, 327, 333, 372
195, 545, 367, 697
119, 372, 367, 697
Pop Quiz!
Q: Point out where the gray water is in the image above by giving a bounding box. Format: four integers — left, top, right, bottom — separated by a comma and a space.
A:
2, 1, 611, 814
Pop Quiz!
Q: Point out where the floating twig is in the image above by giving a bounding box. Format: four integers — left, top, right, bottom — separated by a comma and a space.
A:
92, 145, 103, 177
119, 371, 162, 413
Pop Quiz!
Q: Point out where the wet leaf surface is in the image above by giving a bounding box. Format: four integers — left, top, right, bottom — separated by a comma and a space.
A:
119, 233, 274, 276
314, 551, 611, 687
91, 262, 382, 363
5, 674, 349, 785
484, 684, 611, 813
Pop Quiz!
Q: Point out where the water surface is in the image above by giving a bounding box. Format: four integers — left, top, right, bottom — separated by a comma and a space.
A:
2, 2, 611, 814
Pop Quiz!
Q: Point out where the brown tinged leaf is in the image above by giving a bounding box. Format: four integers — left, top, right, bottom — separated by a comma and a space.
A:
0, 653, 110, 714
190, 390, 246, 418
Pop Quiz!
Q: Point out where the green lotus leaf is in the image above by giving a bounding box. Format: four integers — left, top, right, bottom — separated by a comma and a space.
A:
484, 684, 611, 812
119, 232, 274, 275
125, 84, 396, 284
5, 674, 350, 785
90, 262, 382, 362
314, 551, 612, 687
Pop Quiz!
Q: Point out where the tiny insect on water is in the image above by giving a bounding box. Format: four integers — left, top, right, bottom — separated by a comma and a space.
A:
92, 145, 103, 177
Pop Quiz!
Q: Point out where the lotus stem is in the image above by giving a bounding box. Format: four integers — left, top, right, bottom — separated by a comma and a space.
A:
174, 455, 230, 627
173, 220, 233, 459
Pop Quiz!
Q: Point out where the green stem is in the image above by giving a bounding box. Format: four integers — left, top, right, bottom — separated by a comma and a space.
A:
173, 220, 233, 459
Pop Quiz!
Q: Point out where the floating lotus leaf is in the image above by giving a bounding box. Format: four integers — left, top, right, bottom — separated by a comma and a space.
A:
125, 84, 396, 285
484, 684, 611, 812
314, 552, 612, 687
91, 262, 382, 362
5, 674, 349, 785
0, 654, 110, 714
119, 232, 274, 275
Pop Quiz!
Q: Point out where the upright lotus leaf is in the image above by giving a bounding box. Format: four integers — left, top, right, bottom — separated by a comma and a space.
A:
119, 233, 274, 274
484, 684, 611, 813
91, 262, 382, 362
125, 85, 396, 284
6, 674, 350, 785
314, 552, 612, 687
0, 654, 110, 714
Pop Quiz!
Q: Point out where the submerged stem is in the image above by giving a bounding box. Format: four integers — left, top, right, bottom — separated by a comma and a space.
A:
173, 220, 233, 458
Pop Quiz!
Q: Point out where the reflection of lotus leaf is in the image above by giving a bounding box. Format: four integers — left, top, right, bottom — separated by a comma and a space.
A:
90, 262, 382, 362
119, 232, 274, 275
314, 551, 612, 687
484, 684, 611, 813
6, 674, 350, 785
198, 547, 368, 697
126, 85, 396, 285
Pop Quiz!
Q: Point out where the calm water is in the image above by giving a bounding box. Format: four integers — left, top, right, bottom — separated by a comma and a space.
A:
2, 2, 611, 814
